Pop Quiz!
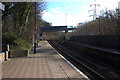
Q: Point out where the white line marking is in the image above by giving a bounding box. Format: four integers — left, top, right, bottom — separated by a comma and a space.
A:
48, 41, 90, 80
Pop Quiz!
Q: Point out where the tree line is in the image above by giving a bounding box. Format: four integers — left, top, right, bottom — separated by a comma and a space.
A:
2, 2, 51, 50
76, 9, 120, 35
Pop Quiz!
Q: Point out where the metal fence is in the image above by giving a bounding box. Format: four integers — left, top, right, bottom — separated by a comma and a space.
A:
70, 35, 120, 50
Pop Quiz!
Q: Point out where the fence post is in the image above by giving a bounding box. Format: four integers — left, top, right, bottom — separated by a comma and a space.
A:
5, 45, 9, 61
4, 51, 7, 61
7, 45, 9, 52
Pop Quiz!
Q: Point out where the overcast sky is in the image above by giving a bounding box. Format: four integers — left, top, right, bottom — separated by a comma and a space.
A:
42, 0, 120, 26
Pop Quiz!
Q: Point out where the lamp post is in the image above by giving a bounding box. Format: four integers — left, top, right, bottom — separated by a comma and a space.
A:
98, 17, 100, 35
96, 17, 100, 35
34, 2, 37, 54
96, 17, 101, 48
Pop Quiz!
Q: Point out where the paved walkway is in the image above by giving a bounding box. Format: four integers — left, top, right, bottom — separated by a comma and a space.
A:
2, 41, 87, 80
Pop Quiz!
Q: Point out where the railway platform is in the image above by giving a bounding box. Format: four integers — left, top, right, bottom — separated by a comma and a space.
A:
2, 41, 88, 80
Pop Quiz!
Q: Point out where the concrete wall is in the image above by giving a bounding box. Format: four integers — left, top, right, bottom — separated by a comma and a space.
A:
9, 49, 31, 58
0, 10, 2, 53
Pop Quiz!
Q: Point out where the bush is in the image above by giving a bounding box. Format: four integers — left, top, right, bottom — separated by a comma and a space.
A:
2, 33, 32, 51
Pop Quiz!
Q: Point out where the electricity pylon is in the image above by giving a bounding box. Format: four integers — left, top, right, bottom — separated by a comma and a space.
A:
88, 0, 100, 20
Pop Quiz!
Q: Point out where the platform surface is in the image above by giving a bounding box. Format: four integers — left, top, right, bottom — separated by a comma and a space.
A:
2, 41, 87, 80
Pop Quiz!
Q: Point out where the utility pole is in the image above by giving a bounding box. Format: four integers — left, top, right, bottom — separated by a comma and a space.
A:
89, 0, 100, 20
118, 1, 120, 35
65, 13, 67, 26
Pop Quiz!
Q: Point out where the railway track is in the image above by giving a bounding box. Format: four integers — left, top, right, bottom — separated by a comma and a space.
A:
48, 40, 120, 80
